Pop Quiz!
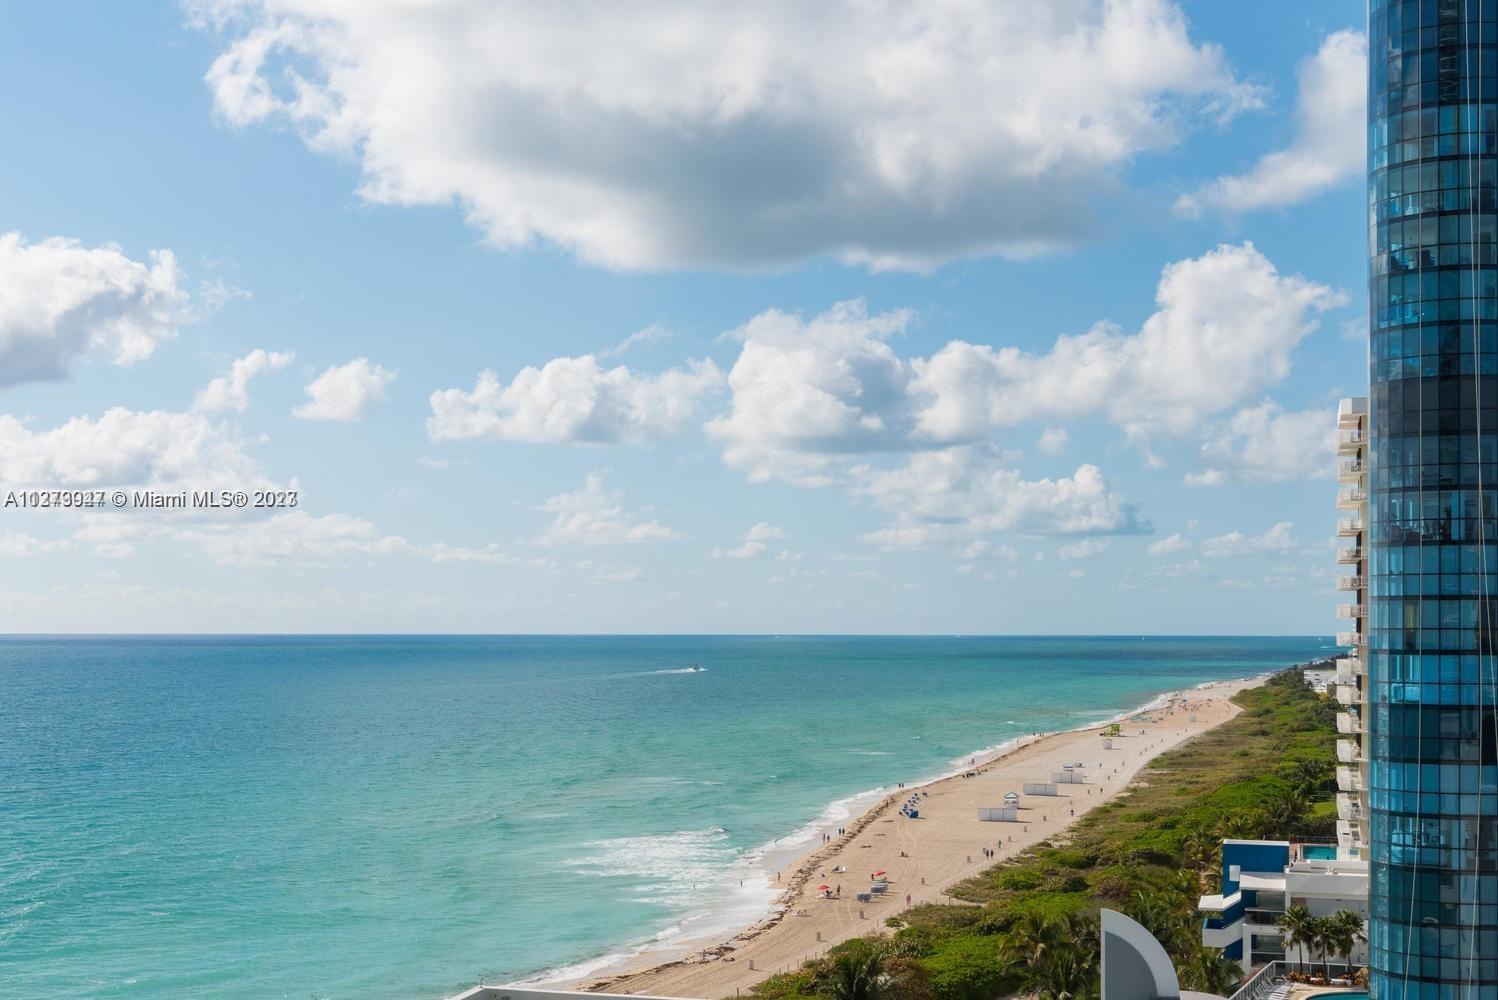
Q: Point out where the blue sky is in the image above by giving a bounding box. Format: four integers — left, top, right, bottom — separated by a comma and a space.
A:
0, 0, 1367, 634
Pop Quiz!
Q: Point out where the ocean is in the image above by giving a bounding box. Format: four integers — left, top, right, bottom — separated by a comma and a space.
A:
0, 635, 1328, 998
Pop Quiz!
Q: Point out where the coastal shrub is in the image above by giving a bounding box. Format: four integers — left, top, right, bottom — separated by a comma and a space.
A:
993, 867, 1044, 891
749, 667, 1337, 1000
920, 937, 1012, 1000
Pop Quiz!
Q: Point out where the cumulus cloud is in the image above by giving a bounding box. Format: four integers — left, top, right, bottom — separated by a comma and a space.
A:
176, 511, 553, 569
0, 232, 188, 388
712, 522, 789, 559
428, 355, 722, 444
293, 358, 396, 422
908, 243, 1341, 441
0, 530, 71, 557
1200, 521, 1298, 558
1147, 533, 1190, 556
706, 245, 1336, 484
854, 446, 1149, 549
1037, 427, 1069, 455
194, 348, 294, 412
1058, 539, 1109, 560
535, 473, 679, 545
192, 0, 1256, 271
1192, 401, 1336, 484
0, 407, 267, 490
1176, 30, 1365, 216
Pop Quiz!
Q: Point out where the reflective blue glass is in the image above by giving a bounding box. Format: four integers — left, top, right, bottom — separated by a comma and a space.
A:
1368, 2, 1498, 997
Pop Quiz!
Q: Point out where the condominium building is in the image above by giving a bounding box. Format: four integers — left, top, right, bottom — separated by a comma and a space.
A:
1337, 396, 1371, 862
1367, 1, 1498, 993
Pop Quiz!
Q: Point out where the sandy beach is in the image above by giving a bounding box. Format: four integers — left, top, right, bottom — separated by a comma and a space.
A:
566, 675, 1263, 999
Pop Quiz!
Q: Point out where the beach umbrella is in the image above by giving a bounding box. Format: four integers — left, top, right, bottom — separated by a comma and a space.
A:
817, 884, 830, 891
872, 870, 886, 878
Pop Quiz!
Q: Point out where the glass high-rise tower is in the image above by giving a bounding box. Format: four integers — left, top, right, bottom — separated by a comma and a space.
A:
1368, 1, 1498, 996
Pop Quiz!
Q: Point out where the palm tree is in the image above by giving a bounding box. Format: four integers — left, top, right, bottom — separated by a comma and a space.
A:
999, 912, 1099, 1000
1307, 915, 1334, 981
1326, 909, 1366, 977
1182, 946, 1242, 996
1262, 788, 1310, 838
823, 950, 890, 1000
1279, 904, 1315, 972
1125, 889, 1189, 955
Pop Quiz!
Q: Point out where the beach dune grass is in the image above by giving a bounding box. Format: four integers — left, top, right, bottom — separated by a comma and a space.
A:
748, 669, 1337, 1000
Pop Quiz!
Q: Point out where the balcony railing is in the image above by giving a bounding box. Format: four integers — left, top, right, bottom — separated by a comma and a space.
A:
1337, 488, 1368, 509
1336, 658, 1361, 682
1338, 430, 1365, 453
1336, 683, 1358, 706
1337, 517, 1364, 536
1337, 546, 1363, 564
1337, 575, 1366, 591
1335, 631, 1366, 648
1337, 738, 1364, 763
1337, 712, 1363, 734
1338, 765, 1366, 792
1338, 459, 1366, 482
1337, 604, 1367, 619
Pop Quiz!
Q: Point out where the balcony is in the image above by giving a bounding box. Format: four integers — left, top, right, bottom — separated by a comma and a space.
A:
1336, 517, 1364, 536
1336, 682, 1358, 706
1338, 765, 1366, 792
1337, 575, 1366, 591
1337, 792, 1364, 822
1338, 459, 1366, 483
1337, 546, 1363, 564
1335, 632, 1366, 648
1337, 487, 1368, 509
1337, 604, 1367, 619
1337, 738, 1364, 764
1335, 658, 1361, 683
1338, 429, 1365, 454
1337, 712, 1363, 734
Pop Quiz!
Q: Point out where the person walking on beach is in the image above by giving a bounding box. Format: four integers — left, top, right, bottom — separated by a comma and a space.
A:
905, 893, 911, 906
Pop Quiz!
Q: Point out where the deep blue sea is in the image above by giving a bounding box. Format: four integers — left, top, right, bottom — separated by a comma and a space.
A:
0, 635, 1328, 999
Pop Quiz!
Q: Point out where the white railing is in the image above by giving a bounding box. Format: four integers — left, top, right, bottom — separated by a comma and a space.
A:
1336, 631, 1366, 647
1228, 961, 1284, 1000
1337, 518, 1364, 535
1337, 488, 1368, 507
1337, 604, 1366, 619
1337, 576, 1366, 591
1337, 546, 1363, 563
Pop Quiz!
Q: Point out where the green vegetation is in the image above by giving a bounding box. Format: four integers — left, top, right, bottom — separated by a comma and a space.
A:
746, 668, 1337, 1000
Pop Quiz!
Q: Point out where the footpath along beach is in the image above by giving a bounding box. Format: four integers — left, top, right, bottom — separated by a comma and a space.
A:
568, 674, 1264, 999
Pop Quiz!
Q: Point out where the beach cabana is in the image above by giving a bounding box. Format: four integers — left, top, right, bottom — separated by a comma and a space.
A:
1002, 791, 1020, 802
979, 805, 1019, 822
1023, 782, 1059, 796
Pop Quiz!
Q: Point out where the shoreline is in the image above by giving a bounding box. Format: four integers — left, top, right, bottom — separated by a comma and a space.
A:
523, 671, 1274, 995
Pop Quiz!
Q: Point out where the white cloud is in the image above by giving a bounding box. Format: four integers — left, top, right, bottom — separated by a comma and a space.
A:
601, 323, 673, 359
1193, 401, 1336, 483
958, 540, 1019, 562
706, 245, 1336, 485
1147, 533, 1189, 556
1200, 521, 1298, 558
712, 521, 790, 559
1058, 539, 1109, 560
0, 407, 267, 490
714, 540, 767, 560
908, 243, 1341, 441
1037, 427, 1069, 455
293, 358, 396, 422
178, 511, 406, 567
194, 348, 294, 412
746, 522, 788, 542
854, 447, 1148, 549
1176, 30, 1365, 216
535, 473, 679, 545
428, 355, 722, 444
0, 232, 188, 387
705, 300, 916, 485
193, 0, 1256, 271
0, 530, 71, 557
577, 560, 645, 584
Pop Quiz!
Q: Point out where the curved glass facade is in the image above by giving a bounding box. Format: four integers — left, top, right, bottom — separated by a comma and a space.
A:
1368, 2, 1498, 996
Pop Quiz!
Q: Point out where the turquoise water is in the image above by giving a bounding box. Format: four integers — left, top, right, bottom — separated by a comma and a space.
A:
1303, 844, 1339, 860
0, 635, 1327, 998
